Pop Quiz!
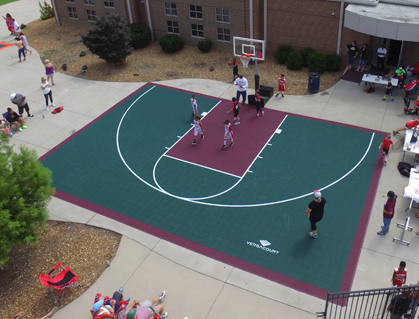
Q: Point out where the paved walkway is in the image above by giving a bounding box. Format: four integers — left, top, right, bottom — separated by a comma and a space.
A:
2, 1, 419, 319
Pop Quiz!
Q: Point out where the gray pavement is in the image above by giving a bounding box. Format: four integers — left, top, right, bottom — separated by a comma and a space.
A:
2, 1, 419, 318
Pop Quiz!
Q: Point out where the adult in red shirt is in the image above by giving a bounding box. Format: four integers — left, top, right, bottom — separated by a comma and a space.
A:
393, 119, 419, 135
378, 135, 393, 164
377, 191, 397, 235
392, 261, 407, 287
404, 76, 419, 98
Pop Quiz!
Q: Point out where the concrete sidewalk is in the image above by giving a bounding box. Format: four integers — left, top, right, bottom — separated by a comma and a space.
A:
2, 1, 419, 319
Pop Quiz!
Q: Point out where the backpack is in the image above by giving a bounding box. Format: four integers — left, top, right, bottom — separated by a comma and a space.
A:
398, 162, 414, 177
366, 87, 375, 93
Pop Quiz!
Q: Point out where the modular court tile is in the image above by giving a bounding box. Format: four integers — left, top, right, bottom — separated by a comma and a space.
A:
39, 83, 386, 299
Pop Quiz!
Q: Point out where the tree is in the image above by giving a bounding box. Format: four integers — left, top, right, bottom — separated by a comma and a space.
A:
82, 13, 133, 63
0, 135, 55, 266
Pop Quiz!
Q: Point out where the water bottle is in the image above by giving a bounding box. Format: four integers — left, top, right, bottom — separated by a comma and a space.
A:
42, 114, 45, 119
106, 260, 111, 267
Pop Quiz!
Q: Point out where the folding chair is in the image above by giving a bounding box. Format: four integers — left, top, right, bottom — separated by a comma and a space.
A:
39, 262, 82, 305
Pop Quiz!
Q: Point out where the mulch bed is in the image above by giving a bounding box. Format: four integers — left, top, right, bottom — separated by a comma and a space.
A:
1, 221, 121, 319
21, 18, 342, 95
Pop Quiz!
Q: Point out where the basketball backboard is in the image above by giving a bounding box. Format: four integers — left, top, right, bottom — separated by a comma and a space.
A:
233, 36, 265, 61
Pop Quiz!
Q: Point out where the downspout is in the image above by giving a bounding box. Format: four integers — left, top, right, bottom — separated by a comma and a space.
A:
264, 0, 267, 49
126, 0, 133, 24
51, 0, 61, 26
249, 0, 253, 39
145, 0, 154, 41
336, 2, 344, 54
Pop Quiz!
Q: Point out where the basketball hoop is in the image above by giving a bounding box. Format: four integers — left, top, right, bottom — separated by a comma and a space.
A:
239, 53, 252, 68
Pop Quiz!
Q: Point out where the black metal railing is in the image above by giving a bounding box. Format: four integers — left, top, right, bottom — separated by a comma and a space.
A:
317, 286, 418, 319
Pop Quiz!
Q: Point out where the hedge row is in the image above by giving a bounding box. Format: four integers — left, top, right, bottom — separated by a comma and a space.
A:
274, 45, 342, 73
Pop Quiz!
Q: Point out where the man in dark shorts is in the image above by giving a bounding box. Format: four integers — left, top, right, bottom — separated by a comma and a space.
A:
346, 40, 359, 70
226, 97, 242, 125
304, 190, 327, 238
10, 92, 34, 117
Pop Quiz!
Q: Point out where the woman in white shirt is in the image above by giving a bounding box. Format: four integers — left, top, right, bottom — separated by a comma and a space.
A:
40, 77, 55, 111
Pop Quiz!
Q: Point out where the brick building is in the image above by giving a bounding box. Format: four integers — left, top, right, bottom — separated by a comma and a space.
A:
51, 0, 419, 68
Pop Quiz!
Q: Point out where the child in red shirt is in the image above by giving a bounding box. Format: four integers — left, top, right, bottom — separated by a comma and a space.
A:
378, 135, 393, 164
275, 74, 286, 98
391, 261, 407, 287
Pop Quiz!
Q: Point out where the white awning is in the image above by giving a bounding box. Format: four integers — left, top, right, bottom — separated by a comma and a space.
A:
344, 3, 419, 41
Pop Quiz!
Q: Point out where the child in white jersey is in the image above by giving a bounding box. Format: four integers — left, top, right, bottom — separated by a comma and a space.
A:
190, 94, 198, 116
222, 119, 234, 149
192, 114, 204, 145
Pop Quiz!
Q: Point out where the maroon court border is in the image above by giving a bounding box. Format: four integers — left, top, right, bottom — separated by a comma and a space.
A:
39, 82, 387, 299
0, 42, 14, 51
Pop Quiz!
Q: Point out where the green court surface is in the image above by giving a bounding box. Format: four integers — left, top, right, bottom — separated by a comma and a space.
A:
40, 84, 383, 298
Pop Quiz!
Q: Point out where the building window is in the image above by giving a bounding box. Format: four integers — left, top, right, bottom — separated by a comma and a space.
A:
67, 7, 78, 19
215, 8, 229, 23
217, 27, 230, 42
190, 5, 202, 19
167, 21, 179, 34
84, 0, 94, 5
191, 24, 204, 38
65, 0, 75, 3
165, 2, 177, 16
86, 9, 97, 21
104, 0, 114, 8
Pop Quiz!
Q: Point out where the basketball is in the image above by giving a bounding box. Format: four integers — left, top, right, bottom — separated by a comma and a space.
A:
228, 61, 232, 66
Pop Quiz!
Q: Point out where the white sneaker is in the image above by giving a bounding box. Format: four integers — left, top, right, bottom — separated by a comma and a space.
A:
159, 290, 166, 302
161, 313, 168, 318
46, 106, 49, 110
51, 103, 55, 107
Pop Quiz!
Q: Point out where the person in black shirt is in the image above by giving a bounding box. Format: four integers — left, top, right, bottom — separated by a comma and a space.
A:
6, 107, 26, 131
383, 78, 394, 102
387, 288, 412, 319
304, 190, 327, 239
346, 41, 359, 70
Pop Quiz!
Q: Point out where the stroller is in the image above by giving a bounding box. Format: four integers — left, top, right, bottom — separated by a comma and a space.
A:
91, 293, 130, 319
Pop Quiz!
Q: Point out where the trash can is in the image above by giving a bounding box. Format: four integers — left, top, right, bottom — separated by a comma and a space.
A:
308, 72, 320, 93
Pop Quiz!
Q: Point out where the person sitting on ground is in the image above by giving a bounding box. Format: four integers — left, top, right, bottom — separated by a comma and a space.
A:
92, 299, 116, 318
404, 76, 419, 98
0, 118, 12, 136
9, 307, 58, 319
393, 119, 419, 136
122, 291, 167, 319
6, 107, 27, 131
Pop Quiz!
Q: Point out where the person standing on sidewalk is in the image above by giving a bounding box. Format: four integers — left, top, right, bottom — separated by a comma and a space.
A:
382, 79, 394, 102
346, 40, 359, 70
15, 36, 25, 62
10, 92, 34, 117
41, 77, 55, 111
377, 191, 397, 235
392, 261, 407, 287
234, 75, 248, 104
304, 190, 327, 239
377, 43, 387, 75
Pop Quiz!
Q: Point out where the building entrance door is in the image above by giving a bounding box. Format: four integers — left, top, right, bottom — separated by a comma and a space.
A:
387, 40, 402, 66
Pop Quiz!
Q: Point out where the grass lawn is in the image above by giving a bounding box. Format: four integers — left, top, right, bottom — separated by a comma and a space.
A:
0, 0, 18, 6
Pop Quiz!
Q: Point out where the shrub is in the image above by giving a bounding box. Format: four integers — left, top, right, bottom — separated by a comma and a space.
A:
82, 13, 133, 63
158, 34, 184, 53
39, 1, 54, 20
273, 45, 293, 64
197, 39, 212, 53
127, 23, 151, 49
286, 52, 303, 70
307, 52, 327, 74
300, 47, 315, 67
325, 53, 342, 72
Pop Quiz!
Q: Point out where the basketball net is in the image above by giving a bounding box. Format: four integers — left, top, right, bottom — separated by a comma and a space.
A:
239, 53, 252, 68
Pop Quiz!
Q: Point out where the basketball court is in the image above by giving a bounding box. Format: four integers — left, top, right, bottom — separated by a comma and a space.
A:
39, 83, 386, 299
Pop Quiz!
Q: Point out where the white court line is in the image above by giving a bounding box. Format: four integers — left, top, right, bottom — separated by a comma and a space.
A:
164, 154, 241, 178
117, 93, 375, 208
151, 115, 289, 201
